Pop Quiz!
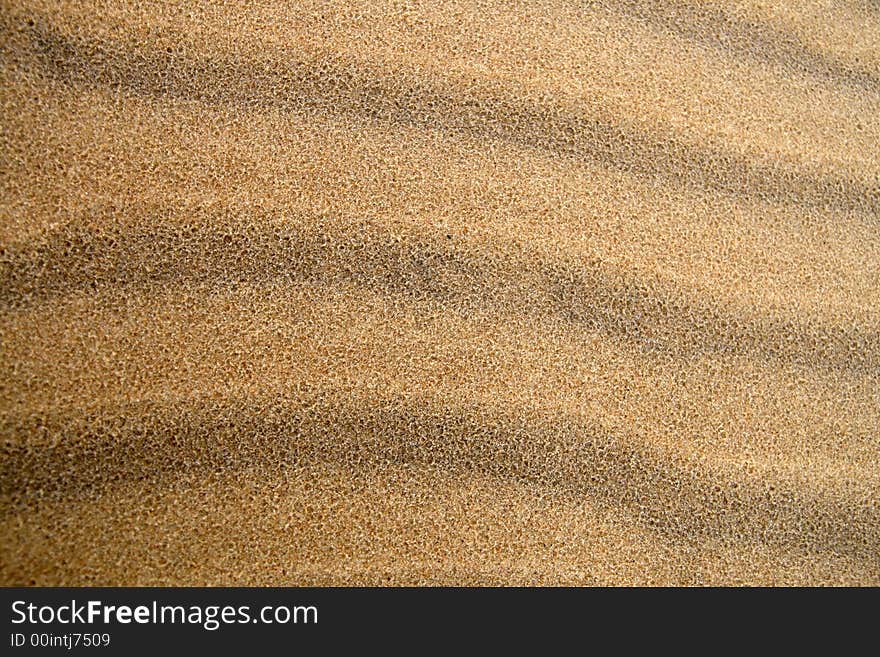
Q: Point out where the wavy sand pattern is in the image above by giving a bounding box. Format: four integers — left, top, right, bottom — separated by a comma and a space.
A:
1, 1, 879, 585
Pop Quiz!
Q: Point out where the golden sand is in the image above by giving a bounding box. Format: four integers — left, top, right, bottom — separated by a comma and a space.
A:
1, 1, 878, 585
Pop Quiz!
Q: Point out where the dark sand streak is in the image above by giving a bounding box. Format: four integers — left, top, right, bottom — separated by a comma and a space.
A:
2, 393, 877, 570
2, 210, 877, 375
9, 18, 879, 219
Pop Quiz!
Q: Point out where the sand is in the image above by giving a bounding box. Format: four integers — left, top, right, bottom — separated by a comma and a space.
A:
1, 0, 878, 585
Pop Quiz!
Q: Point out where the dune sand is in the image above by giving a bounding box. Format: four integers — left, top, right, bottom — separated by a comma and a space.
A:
1, 1, 879, 585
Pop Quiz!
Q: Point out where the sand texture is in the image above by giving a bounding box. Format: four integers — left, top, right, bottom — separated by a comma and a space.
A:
1, 1, 879, 585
